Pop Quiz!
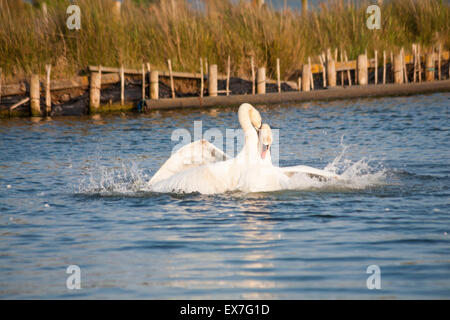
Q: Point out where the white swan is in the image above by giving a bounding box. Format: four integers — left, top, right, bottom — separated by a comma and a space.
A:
148, 103, 262, 194
149, 103, 339, 194
237, 123, 340, 192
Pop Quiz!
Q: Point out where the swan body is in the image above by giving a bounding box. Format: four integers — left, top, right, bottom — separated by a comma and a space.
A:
149, 103, 339, 194
149, 103, 262, 194
148, 139, 230, 186
150, 158, 235, 194
236, 123, 340, 192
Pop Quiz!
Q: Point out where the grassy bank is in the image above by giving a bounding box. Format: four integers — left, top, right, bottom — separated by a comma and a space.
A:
0, 0, 449, 83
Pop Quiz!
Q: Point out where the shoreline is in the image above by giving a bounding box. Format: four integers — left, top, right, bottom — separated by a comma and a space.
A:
1, 58, 449, 119
2, 79, 449, 119
143, 81, 450, 111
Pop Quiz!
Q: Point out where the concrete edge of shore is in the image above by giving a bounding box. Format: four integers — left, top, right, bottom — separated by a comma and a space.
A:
143, 80, 450, 111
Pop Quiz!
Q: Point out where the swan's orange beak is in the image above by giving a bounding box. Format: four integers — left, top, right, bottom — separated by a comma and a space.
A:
261, 144, 269, 159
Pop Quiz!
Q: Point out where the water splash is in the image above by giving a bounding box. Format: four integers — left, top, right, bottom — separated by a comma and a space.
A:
286, 159, 387, 191
323, 135, 351, 173
78, 139, 388, 196
78, 162, 152, 196
286, 138, 387, 191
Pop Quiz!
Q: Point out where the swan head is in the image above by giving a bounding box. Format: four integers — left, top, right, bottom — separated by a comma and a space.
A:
249, 107, 262, 130
238, 103, 262, 131
258, 123, 273, 161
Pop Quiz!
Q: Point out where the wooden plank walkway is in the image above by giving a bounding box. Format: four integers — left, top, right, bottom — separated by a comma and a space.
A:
88, 66, 298, 88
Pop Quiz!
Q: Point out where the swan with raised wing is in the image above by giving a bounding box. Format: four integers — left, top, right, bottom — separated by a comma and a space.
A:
149, 103, 339, 194
148, 103, 262, 194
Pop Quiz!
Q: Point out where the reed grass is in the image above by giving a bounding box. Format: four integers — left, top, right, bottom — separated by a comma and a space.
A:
0, 0, 448, 82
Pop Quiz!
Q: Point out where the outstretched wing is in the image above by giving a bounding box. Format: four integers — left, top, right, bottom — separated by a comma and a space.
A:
281, 165, 339, 182
149, 139, 230, 185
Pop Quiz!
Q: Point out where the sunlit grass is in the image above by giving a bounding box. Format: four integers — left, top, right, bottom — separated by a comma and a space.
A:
0, 0, 448, 82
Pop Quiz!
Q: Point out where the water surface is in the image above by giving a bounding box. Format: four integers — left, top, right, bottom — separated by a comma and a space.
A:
0, 93, 449, 299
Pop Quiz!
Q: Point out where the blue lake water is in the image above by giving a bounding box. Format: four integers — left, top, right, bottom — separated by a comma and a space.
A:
0, 92, 449, 299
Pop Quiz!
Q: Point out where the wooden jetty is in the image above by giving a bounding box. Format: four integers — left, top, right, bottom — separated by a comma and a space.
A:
1, 48, 449, 118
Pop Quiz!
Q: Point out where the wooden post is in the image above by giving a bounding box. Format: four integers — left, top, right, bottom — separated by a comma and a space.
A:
414, 44, 418, 82
146, 63, 151, 93
150, 71, 159, 100
251, 56, 255, 95
319, 55, 326, 88
415, 44, 419, 83
390, 50, 394, 81
0, 67, 2, 105
327, 59, 336, 87
413, 44, 417, 82
45, 64, 51, 115
167, 59, 175, 99
30, 74, 41, 117
374, 50, 378, 85
416, 44, 420, 82
308, 57, 314, 90
142, 64, 146, 100
357, 54, 368, 85
113, 0, 121, 19
9, 98, 30, 112
208, 64, 218, 97
99, 64, 102, 80
340, 51, 344, 86
302, 0, 308, 14
417, 44, 422, 82
120, 65, 125, 105
344, 51, 351, 86
170, 0, 177, 13
226, 55, 231, 96
256, 67, 266, 94
393, 53, 403, 84
383, 50, 386, 84
146, 63, 151, 98
297, 77, 301, 91
438, 44, 441, 81
276, 58, 281, 93
89, 72, 101, 111
42, 2, 48, 24
253, 0, 265, 8
425, 52, 435, 82
301, 64, 311, 92
200, 58, 204, 98
402, 47, 408, 83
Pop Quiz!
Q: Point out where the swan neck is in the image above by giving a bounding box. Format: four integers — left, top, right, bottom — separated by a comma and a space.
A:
238, 104, 253, 132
